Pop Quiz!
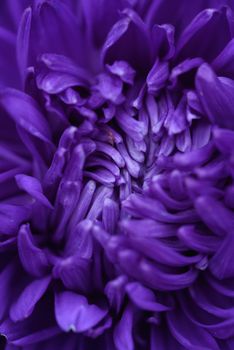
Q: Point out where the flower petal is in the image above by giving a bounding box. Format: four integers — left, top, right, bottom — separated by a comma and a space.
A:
0, 89, 52, 143
126, 282, 171, 312
178, 225, 220, 254
102, 9, 151, 71
209, 233, 234, 279
118, 249, 198, 291
167, 308, 220, 350
194, 195, 234, 236
107, 61, 135, 84
53, 256, 91, 293
113, 304, 134, 350
212, 38, 234, 78
176, 7, 233, 62
105, 276, 128, 313
213, 127, 234, 155
17, 7, 31, 82
0, 204, 30, 235
18, 224, 50, 277
15, 174, 53, 209
196, 63, 234, 129
55, 291, 107, 332
0, 27, 19, 88
102, 198, 119, 234
10, 276, 51, 322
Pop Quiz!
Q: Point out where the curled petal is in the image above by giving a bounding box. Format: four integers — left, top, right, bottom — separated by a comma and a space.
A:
106, 61, 135, 84
151, 24, 175, 60
126, 282, 171, 312
120, 218, 176, 238
174, 141, 214, 169
167, 308, 220, 350
194, 195, 234, 236
118, 249, 198, 291
123, 193, 198, 224
209, 233, 234, 279
178, 225, 220, 254
127, 236, 201, 267
15, 174, 53, 209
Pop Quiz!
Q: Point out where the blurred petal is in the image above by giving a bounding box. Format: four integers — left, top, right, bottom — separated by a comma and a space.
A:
167, 308, 220, 350
17, 7, 32, 83
176, 7, 233, 62
196, 63, 234, 129
114, 304, 134, 350
0, 28, 19, 88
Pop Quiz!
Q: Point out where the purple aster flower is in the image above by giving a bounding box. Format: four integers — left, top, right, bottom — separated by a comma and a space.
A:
1, 0, 234, 349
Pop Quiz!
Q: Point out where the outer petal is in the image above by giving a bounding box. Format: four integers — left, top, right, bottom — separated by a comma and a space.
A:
0, 294, 60, 346
0, 0, 31, 86
0, 89, 52, 143
167, 308, 220, 350
209, 233, 234, 279
79, 0, 128, 47
0, 28, 19, 88
144, 0, 231, 38
213, 128, 234, 154
176, 7, 233, 62
15, 174, 53, 209
17, 7, 32, 83
212, 38, 234, 78
102, 8, 152, 72
18, 224, 50, 277
29, 0, 86, 66
10, 276, 51, 322
196, 63, 234, 129
113, 304, 134, 350
194, 195, 234, 236
0, 204, 30, 235
0, 0, 32, 32
0, 262, 18, 321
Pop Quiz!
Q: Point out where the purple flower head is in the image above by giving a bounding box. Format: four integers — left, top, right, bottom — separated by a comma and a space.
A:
1, 1, 234, 349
